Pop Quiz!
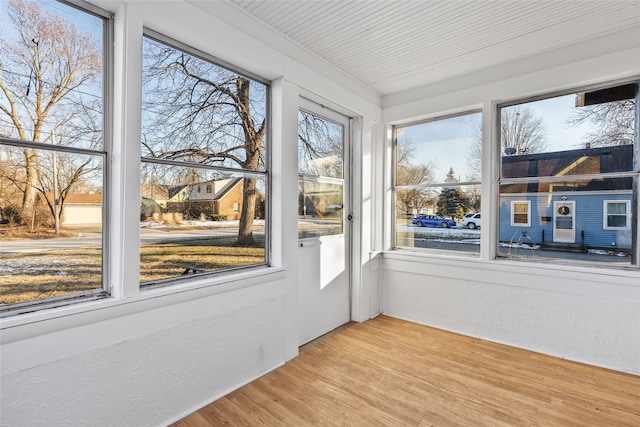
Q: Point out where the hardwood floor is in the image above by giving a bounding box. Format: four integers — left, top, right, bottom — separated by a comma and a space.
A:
172, 315, 640, 426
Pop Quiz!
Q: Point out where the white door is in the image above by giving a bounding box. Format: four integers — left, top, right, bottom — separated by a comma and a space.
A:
554, 200, 575, 243
297, 98, 351, 345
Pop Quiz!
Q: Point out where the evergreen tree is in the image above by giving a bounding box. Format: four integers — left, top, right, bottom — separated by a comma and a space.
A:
436, 168, 471, 219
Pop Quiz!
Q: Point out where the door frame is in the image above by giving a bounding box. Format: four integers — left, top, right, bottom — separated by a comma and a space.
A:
553, 200, 576, 243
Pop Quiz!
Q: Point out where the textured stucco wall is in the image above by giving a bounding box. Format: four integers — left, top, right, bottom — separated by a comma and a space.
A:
382, 258, 640, 375
0, 295, 285, 427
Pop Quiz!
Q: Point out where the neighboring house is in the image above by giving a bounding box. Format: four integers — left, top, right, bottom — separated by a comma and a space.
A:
140, 184, 170, 209
61, 193, 103, 225
166, 178, 248, 220
39, 193, 103, 225
500, 143, 634, 251
140, 184, 170, 219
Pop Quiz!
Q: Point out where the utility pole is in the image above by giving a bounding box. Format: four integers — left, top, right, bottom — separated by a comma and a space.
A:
52, 130, 60, 234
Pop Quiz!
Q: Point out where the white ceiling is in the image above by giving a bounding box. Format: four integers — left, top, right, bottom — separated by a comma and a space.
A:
226, 0, 640, 96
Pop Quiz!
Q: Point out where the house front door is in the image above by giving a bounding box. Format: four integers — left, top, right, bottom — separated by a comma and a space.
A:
297, 98, 351, 346
553, 200, 575, 243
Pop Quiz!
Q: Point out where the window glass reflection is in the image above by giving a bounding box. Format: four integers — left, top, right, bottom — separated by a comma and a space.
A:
140, 163, 266, 284
298, 180, 343, 238
0, 147, 104, 305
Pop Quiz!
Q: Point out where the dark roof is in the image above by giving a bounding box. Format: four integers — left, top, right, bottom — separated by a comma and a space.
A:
500, 143, 634, 194
501, 143, 633, 179
168, 185, 187, 200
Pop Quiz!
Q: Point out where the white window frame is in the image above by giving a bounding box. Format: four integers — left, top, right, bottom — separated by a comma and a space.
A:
392, 110, 483, 254
497, 79, 638, 267
139, 30, 271, 287
603, 200, 630, 230
511, 201, 531, 227
0, 1, 113, 318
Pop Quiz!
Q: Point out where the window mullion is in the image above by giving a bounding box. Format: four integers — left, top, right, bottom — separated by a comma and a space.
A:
481, 100, 498, 260
110, 4, 143, 298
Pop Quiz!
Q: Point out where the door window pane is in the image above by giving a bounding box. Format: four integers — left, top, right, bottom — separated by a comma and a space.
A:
298, 179, 343, 238
298, 109, 345, 239
298, 110, 343, 179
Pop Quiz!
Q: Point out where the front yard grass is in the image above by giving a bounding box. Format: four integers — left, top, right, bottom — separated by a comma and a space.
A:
1, 238, 265, 305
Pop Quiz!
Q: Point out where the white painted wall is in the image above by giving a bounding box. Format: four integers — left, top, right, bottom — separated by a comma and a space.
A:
1, 278, 287, 426
382, 254, 640, 374
381, 38, 640, 374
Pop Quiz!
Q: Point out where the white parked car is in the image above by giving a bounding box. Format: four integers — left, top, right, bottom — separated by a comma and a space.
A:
462, 212, 481, 229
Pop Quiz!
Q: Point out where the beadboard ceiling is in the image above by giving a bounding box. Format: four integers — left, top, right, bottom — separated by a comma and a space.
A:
219, 0, 640, 97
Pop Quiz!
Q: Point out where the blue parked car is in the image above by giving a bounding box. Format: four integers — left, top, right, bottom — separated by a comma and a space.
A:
412, 215, 456, 228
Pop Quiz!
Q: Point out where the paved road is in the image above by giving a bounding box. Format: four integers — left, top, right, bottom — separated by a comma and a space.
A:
398, 234, 630, 264
0, 226, 263, 254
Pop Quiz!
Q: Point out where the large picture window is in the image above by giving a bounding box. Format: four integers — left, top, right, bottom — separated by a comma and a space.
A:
0, 0, 110, 313
394, 112, 482, 254
140, 33, 269, 285
498, 81, 638, 265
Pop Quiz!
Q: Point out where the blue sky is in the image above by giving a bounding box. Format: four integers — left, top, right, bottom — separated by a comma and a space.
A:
0, 0, 103, 39
397, 94, 597, 183
397, 112, 481, 182
524, 94, 595, 151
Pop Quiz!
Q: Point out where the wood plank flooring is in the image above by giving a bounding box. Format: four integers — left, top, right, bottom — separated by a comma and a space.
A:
172, 315, 640, 426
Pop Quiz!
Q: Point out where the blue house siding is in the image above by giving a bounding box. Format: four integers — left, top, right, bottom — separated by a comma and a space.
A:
500, 191, 632, 250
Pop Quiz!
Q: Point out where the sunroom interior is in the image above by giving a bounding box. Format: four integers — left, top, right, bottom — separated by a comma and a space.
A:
1, 1, 639, 425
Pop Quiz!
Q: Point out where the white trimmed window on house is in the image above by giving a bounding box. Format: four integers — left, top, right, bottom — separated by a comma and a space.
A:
511, 201, 531, 226
604, 200, 630, 230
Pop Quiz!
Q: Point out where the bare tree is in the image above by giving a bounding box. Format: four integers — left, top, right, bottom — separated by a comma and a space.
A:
395, 142, 436, 216
567, 99, 635, 147
0, 0, 102, 228
298, 110, 342, 178
0, 149, 24, 224
465, 127, 483, 180
466, 105, 548, 177
142, 39, 267, 247
500, 105, 548, 155
35, 150, 101, 233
